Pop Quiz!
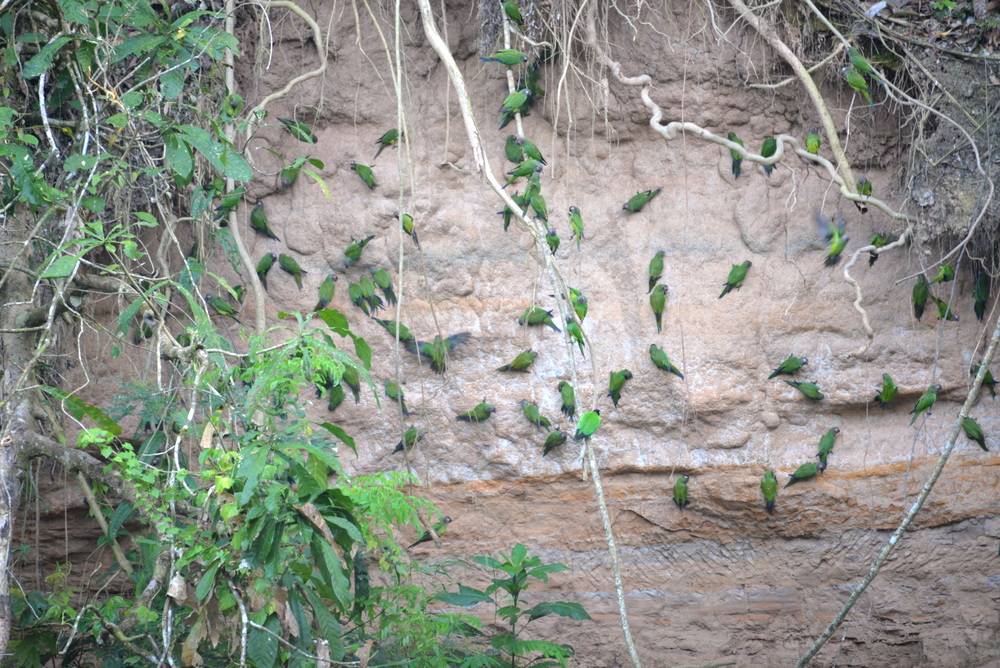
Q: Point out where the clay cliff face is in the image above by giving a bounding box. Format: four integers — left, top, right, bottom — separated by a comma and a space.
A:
30, 1, 1000, 666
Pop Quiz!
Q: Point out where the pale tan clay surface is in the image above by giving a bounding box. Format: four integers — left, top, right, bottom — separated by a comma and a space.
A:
22, 2, 1000, 666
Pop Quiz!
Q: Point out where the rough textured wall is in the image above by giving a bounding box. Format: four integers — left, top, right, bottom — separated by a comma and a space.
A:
29, 1, 1000, 666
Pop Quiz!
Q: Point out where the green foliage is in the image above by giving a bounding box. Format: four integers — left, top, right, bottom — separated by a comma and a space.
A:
3, 1, 590, 666
435, 544, 591, 666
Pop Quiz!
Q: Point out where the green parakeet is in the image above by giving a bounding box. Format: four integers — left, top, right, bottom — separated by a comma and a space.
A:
868, 231, 890, 266
250, 200, 279, 241
558, 381, 576, 419
727, 131, 744, 179
761, 470, 778, 514
372, 268, 397, 305
929, 264, 955, 284
456, 401, 495, 423
874, 373, 897, 408
542, 430, 569, 457
133, 312, 155, 344
546, 227, 560, 254
207, 293, 240, 323
256, 252, 276, 292
974, 270, 990, 322
501, 0, 523, 28
341, 366, 361, 403
520, 399, 551, 430
373, 318, 414, 343
393, 427, 425, 454
623, 188, 662, 213
816, 427, 840, 472
407, 516, 451, 548
648, 250, 666, 293
373, 128, 399, 161
573, 410, 602, 441
359, 276, 384, 314
719, 260, 752, 298
649, 344, 684, 379
349, 283, 368, 314
277, 117, 317, 144
497, 349, 537, 372
481, 49, 528, 67
571, 289, 588, 322
504, 159, 543, 188
673, 475, 690, 509
315, 273, 337, 311
519, 307, 560, 332
761, 136, 777, 176
909, 383, 941, 425
912, 274, 929, 320
384, 380, 409, 416
568, 206, 585, 248
931, 295, 959, 322
279, 162, 300, 188
608, 369, 633, 408
344, 234, 376, 265
855, 177, 873, 214
805, 126, 820, 155
972, 363, 997, 398
567, 321, 586, 356
650, 283, 667, 333
784, 380, 823, 400
278, 253, 306, 290
505, 135, 524, 163
962, 416, 987, 451
405, 333, 472, 374
842, 66, 874, 106
326, 384, 345, 412
350, 162, 376, 189
212, 186, 245, 224
499, 88, 532, 115
785, 461, 819, 487
529, 192, 548, 221
395, 212, 420, 249
816, 211, 849, 266
848, 47, 882, 83
519, 137, 546, 164
221, 93, 243, 123
768, 355, 808, 379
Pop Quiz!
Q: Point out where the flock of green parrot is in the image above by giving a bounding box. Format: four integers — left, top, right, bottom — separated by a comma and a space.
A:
202, 5, 996, 548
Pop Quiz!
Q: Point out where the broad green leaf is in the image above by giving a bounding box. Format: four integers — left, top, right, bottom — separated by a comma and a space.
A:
40, 386, 122, 435
164, 132, 194, 187
527, 601, 591, 621
195, 560, 220, 603
80, 196, 105, 213
113, 34, 165, 62
121, 91, 144, 109
64, 154, 99, 172
107, 113, 128, 128
325, 516, 363, 543
434, 585, 492, 607
317, 423, 356, 455
160, 67, 184, 100
246, 614, 279, 668
313, 535, 351, 609
23, 35, 74, 78
220, 142, 251, 181
178, 125, 225, 172
314, 308, 350, 333
40, 253, 81, 279
106, 501, 134, 540
301, 587, 344, 659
